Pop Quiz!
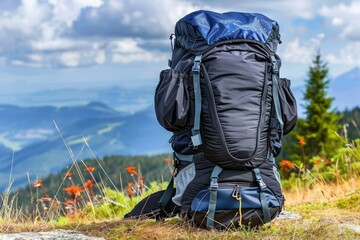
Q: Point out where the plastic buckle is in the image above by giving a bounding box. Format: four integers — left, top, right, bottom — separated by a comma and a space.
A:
191, 134, 202, 147
257, 179, 267, 191
210, 177, 218, 190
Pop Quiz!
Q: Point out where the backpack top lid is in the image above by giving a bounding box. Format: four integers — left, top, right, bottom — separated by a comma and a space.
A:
175, 10, 281, 53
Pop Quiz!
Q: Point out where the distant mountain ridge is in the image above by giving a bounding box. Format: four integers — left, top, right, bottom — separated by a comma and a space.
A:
0, 103, 171, 191
292, 67, 360, 116
0, 102, 122, 150
0, 86, 155, 113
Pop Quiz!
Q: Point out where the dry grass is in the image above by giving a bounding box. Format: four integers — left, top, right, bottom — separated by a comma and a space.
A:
1, 177, 359, 240
283, 177, 360, 206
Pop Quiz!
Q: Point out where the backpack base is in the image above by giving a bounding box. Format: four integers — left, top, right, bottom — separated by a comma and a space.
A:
184, 207, 281, 229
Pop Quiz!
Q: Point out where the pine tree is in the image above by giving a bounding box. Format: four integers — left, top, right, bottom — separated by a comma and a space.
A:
299, 52, 342, 159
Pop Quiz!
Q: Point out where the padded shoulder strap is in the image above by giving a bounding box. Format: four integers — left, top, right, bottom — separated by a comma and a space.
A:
191, 55, 203, 148
271, 55, 284, 129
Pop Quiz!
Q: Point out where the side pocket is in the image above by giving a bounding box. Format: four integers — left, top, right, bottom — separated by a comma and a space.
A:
172, 163, 195, 206
279, 78, 297, 135
155, 69, 191, 132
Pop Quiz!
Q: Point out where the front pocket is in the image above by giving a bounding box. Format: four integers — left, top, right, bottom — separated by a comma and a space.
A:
190, 185, 280, 212
155, 69, 191, 132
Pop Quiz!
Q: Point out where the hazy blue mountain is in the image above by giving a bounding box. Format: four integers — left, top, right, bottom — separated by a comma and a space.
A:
0, 86, 155, 113
292, 67, 360, 117
0, 102, 123, 151
0, 105, 171, 191
329, 67, 360, 110
0, 143, 12, 157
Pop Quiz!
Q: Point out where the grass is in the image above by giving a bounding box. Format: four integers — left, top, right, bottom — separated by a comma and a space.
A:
1, 126, 359, 239
1, 177, 359, 239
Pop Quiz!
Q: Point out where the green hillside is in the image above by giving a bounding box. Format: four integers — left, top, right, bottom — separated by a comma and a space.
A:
14, 154, 173, 209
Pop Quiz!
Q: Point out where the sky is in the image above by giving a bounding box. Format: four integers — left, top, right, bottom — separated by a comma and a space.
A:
0, 0, 359, 97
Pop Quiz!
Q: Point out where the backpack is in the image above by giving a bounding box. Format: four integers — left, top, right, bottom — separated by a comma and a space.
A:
125, 10, 297, 229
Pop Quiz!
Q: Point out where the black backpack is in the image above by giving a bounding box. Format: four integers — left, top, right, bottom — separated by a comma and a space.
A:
125, 10, 297, 229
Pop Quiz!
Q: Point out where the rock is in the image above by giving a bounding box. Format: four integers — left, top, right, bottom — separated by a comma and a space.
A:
0, 229, 104, 240
275, 211, 302, 220
340, 223, 360, 233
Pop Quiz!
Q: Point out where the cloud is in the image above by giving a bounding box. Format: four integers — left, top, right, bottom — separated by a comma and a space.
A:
72, 0, 196, 39
0, 0, 357, 70
0, 0, 197, 68
280, 33, 324, 63
320, 1, 360, 41
326, 42, 360, 65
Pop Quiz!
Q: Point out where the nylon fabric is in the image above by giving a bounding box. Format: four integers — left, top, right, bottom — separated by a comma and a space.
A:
191, 187, 280, 211
178, 10, 279, 47
199, 43, 271, 166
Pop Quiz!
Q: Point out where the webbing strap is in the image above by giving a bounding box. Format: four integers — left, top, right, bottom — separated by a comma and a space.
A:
253, 168, 271, 223
158, 177, 174, 220
206, 165, 223, 229
271, 56, 284, 129
174, 152, 193, 162
191, 55, 202, 147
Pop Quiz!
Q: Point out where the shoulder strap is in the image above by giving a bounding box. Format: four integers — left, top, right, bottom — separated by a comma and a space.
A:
271, 55, 284, 130
191, 55, 203, 148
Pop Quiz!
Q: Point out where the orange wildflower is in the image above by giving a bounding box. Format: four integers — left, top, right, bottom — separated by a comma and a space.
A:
313, 160, 320, 166
164, 157, 171, 164
66, 172, 73, 178
138, 176, 145, 191
279, 160, 294, 172
63, 185, 84, 199
84, 167, 95, 173
127, 182, 134, 199
299, 136, 305, 146
33, 180, 43, 188
125, 165, 138, 175
38, 194, 52, 203
84, 179, 94, 189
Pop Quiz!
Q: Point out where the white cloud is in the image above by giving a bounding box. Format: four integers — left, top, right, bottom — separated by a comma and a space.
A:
0, 0, 197, 68
59, 51, 80, 67
95, 51, 106, 64
108, 38, 165, 63
280, 33, 324, 64
320, 1, 360, 41
30, 38, 91, 51
326, 42, 360, 65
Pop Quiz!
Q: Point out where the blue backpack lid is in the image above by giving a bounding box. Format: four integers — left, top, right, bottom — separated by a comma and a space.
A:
178, 10, 279, 46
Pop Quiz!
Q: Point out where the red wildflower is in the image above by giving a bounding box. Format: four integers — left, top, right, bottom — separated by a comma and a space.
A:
84, 179, 94, 190
299, 136, 305, 146
125, 165, 138, 175
84, 167, 95, 173
33, 180, 43, 188
279, 160, 294, 172
127, 182, 134, 199
63, 186, 84, 199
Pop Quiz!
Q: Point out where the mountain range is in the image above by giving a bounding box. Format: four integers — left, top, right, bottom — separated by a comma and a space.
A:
1, 67, 359, 191
293, 67, 360, 116
0, 102, 171, 191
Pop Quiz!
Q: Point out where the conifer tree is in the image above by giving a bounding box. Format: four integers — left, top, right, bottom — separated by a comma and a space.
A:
299, 52, 342, 159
